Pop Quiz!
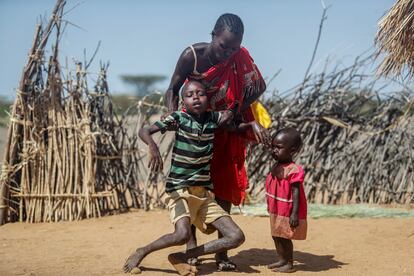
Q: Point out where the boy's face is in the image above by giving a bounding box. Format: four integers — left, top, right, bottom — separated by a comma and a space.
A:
182, 81, 208, 116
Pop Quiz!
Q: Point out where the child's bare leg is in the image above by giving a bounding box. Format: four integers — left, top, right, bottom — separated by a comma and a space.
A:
123, 217, 195, 273
272, 237, 295, 273
168, 216, 245, 271
185, 225, 200, 266
267, 236, 288, 269
214, 197, 237, 271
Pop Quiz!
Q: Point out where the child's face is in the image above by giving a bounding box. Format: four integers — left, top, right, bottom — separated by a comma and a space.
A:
182, 81, 208, 116
271, 133, 293, 162
211, 29, 242, 62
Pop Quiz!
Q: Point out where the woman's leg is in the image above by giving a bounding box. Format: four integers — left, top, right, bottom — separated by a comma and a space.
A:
123, 216, 193, 273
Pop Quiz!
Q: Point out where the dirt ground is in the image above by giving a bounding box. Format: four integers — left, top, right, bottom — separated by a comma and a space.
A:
0, 210, 413, 276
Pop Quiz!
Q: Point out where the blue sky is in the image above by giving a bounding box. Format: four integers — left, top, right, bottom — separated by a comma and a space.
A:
0, 0, 396, 99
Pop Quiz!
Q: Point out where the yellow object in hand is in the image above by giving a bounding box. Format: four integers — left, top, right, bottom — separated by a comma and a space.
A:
251, 101, 271, 129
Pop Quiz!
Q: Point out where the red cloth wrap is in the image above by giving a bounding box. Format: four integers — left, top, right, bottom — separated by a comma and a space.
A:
187, 47, 264, 205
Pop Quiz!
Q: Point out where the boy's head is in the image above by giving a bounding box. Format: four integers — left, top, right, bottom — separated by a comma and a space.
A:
271, 127, 302, 162
181, 80, 208, 116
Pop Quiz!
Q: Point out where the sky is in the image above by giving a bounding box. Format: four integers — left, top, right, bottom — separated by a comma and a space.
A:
0, 0, 397, 100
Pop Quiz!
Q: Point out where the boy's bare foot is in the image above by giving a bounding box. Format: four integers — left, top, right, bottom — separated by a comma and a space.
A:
272, 261, 296, 273
168, 253, 198, 276
187, 257, 201, 266
267, 259, 287, 269
216, 260, 237, 271
123, 248, 146, 273
215, 253, 237, 271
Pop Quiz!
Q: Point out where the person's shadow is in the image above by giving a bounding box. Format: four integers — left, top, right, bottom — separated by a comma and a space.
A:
196, 248, 347, 274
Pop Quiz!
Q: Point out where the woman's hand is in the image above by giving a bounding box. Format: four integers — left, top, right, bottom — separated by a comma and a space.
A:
148, 143, 163, 172
251, 121, 270, 145
160, 112, 179, 131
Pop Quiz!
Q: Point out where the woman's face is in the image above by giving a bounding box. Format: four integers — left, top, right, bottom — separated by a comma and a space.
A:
211, 29, 242, 62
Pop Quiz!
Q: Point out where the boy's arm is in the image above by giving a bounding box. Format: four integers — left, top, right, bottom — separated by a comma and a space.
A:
138, 125, 163, 172
289, 182, 300, 228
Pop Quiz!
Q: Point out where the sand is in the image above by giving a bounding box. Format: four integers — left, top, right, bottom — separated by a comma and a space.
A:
1, 210, 414, 276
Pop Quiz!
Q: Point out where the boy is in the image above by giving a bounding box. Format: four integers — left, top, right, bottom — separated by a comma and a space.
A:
123, 80, 245, 275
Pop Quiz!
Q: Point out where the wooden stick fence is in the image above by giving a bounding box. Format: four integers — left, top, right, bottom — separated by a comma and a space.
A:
1, 1, 413, 225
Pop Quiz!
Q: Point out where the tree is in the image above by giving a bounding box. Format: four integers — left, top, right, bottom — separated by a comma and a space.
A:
120, 74, 166, 96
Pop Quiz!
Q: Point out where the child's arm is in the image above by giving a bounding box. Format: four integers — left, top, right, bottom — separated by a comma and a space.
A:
138, 125, 163, 172
290, 182, 300, 228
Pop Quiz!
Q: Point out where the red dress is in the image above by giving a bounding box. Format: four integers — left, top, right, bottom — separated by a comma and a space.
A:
265, 162, 307, 240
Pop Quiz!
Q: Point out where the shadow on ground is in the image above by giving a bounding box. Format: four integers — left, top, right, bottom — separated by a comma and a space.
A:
195, 248, 347, 274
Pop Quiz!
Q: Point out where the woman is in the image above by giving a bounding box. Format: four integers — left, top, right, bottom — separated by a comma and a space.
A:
164, 13, 268, 271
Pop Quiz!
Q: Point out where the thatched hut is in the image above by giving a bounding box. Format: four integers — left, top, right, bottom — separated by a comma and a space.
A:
376, 0, 414, 77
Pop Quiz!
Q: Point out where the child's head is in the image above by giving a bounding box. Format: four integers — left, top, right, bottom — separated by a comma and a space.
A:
210, 14, 243, 63
271, 128, 302, 163
181, 80, 208, 116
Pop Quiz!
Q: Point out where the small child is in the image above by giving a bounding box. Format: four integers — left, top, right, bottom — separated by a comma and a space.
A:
265, 128, 307, 273
123, 80, 246, 275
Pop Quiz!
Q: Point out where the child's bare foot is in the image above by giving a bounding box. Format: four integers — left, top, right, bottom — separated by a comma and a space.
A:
267, 259, 287, 269
123, 248, 146, 273
272, 261, 296, 273
168, 253, 198, 276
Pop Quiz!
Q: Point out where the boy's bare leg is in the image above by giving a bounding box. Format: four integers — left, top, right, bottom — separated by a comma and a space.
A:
271, 237, 295, 273
168, 216, 245, 271
123, 217, 197, 274
185, 225, 200, 265
214, 197, 237, 270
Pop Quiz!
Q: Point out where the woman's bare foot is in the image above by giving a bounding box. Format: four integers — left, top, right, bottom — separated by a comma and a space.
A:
267, 259, 287, 269
272, 261, 296, 273
123, 248, 146, 273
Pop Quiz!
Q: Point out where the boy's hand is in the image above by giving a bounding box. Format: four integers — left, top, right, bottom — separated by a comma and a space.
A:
289, 213, 299, 228
148, 143, 163, 172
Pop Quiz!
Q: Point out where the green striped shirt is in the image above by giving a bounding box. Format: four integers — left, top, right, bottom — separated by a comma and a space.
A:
155, 111, 221, 192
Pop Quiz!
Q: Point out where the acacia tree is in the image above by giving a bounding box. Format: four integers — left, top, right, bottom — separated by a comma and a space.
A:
120, 74, 166, 96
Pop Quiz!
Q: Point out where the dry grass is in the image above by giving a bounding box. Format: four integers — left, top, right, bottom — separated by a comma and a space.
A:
376, 0, 414, 77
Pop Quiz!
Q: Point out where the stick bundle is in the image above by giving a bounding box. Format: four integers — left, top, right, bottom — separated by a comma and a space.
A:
0, 0, 169, 224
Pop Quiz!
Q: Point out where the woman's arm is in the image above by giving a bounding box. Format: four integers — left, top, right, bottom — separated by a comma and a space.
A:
164, 48, 194, 112
241, 78, 267, 112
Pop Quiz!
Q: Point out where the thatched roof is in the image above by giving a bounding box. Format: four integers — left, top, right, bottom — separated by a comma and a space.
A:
376, 0, 414, 77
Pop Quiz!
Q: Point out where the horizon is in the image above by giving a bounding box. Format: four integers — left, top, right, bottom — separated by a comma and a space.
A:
0, 0, 408, 101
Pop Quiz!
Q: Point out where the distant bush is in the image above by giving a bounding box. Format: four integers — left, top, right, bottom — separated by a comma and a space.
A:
0, 97, 12, 127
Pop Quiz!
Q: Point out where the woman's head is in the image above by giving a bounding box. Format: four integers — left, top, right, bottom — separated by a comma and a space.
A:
209, 13, 244, 63
270, 128, 302, 163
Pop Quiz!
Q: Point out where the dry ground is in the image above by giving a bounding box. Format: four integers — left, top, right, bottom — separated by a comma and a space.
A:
0, 210, 413, 276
